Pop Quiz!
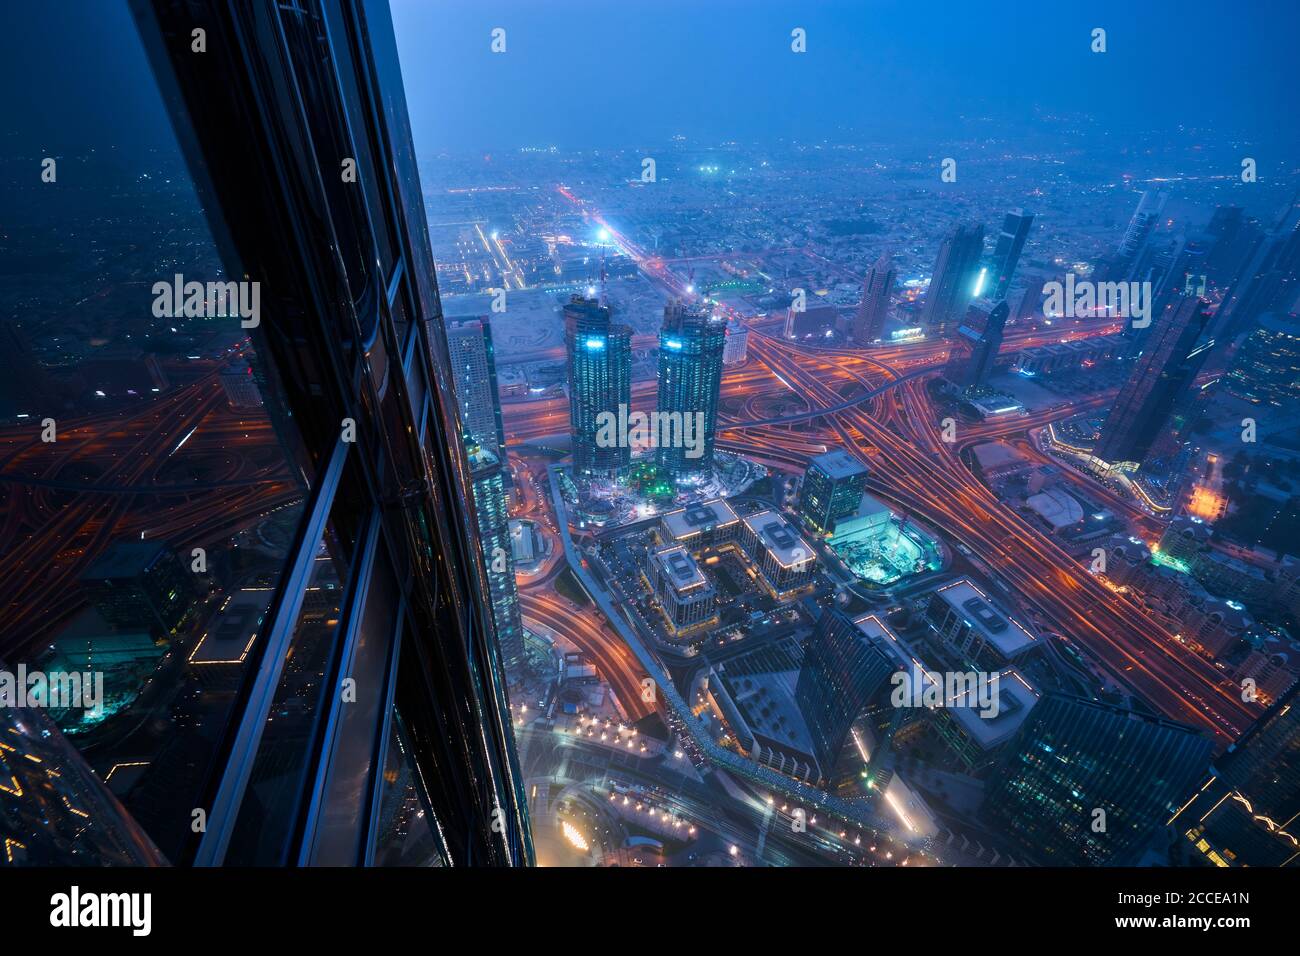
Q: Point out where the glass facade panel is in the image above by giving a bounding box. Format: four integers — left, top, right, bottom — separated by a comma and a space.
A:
373, 705, 444, 867
226, 514, 353, 864
0, 1, 314, 864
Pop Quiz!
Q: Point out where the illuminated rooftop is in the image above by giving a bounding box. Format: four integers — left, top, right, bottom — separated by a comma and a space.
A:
661, 497, 740, 542
652, 545, 709, 594
743, 510, 814, 568
933, 579, 1037, 658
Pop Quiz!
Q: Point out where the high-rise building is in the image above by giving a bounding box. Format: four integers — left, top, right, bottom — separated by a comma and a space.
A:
799, 449, 869, 535
1150, 234, 1211, 301
989, 209, 1033, 301
740, 510, 817, 601
722, 318, 749, 365
1172, 684, 1300, 866
946, 300, 1009, 390
118, 0, 533, 866
219, 360, 264, 410
1203, 205, 1262, 291
921, 222, 986, 337
1225, 313, 1300, 407
656, 301, 726, 477
852, 252, 895, 345
446, 317, 508, 459
1094, 291, 1211, 468
79, 541, 194, 638
466, 439, 525, 674
983, 693, 1212, 865
794, 608, 896, 781
565, 295, 632, 480
1110, 190, 1168, 282
1015, 273, 1051, 323
1215, 212, 1300, 343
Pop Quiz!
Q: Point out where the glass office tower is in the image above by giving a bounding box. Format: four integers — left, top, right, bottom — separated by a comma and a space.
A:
794, 608, 895, 783
1095, 291, 1211, 468
656, 301, 726, 479
564, 295, 632, 481
989, 209, 1033, 302
984, 694, 1212, 865
446, 318, 509, 460
0, 0, 531, 867
799, 450, 870, 536
1226, 312, 1300, 407
852, 252, 895, 346
466, 439, 525, 678
1173, 684, 1300, 866
921, 222, 986, 337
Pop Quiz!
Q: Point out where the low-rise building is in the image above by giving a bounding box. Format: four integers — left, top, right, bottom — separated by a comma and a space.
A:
741, 510, 816, 600
852, 614, 1041, 773
659, 497, 741, 551
646, 544, 718, 637
924, 578, 1038, 668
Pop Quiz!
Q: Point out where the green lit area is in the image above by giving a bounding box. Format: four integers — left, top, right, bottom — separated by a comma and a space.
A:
700, 277, 765, 295
40, 634, 167, 735
623, 461, 676, 504
1150, 549, 1192, 574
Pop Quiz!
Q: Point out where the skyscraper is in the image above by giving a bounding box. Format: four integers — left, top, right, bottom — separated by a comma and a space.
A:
1172, 684, 1300, 867
1203, 205, 1262, 291
656, 301, 726, 478
1110, 190, 1168, 282
722, 318, 749, 365
565, 295, 632, 480
1215, 211, 1300, 343
852, 252, 895, 345
983, 693, 1212, 865
1174, 236, 1211, 295
466, 439, 525, 675
446, 317, 507, 459
946, 300, 1010, 390
79, 541, 194, 638
120, 0, 533, 866
795, 608, 896, 782
1226, 313, 1300, 407
922, 222, 986, 337
989, 209, 1033, 301
1094, 291, 1211, 468
1015, 273, 1051, 323
799, 449, 869, 535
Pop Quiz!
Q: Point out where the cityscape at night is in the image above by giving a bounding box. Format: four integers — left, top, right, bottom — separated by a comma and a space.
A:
0, 0, 1295, 933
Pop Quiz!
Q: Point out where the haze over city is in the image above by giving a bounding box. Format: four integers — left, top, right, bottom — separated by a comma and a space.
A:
0, 1, 1296, 915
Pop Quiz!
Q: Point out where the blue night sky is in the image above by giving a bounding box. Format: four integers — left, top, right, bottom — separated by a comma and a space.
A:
0, 1, 1295, 155
388, 0, 1300, 150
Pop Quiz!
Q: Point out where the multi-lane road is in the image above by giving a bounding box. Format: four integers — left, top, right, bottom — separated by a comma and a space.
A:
0, 363, 300, 655
742, 332, 1254, 744
503, 190, 1253, 746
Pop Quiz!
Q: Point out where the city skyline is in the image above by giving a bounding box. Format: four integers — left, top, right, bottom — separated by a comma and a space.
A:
0, 0, 1298, 900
